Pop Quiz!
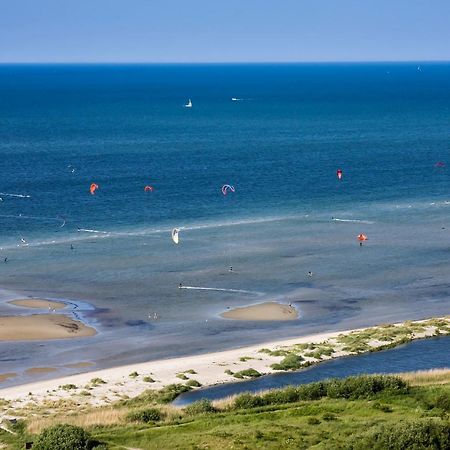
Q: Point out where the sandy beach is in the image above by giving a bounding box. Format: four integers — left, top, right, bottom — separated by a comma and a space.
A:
0, 317, 448, 409
221, 301, 298, 320
0, 314, 96, 341
8, 299, 67, 310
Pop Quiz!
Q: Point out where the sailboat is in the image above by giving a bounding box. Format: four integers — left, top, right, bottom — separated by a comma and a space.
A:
184, 99, 192, 108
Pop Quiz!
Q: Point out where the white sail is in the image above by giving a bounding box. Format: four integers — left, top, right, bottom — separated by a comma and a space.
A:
184, 99, 192, 108
171, 228, 180, 244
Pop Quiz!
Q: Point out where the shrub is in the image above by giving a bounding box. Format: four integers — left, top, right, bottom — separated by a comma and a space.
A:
322, 412, 337, 421
143, 376, 155, 383
233, 393, 265, 409
233, 368, 261, 379
271, 354, 304, 371
127, 408, 162, 423
185, 379, 202, 387
184, 369, 197, 374
90, 378, 106, 386
297, 382, 326, 400
156, 384, 192, 403
60, 384, 77, 391
176, 373, 189, 380
262, 386, 299, 405
33, 424, 93, 450
354, 419, 450, 450
326, 375, 408, 400
224, 369, 234, 375
435, 393, 450, 412
307, 417, 321, 425
129, 371, 139, 378
184, 399, 216, 415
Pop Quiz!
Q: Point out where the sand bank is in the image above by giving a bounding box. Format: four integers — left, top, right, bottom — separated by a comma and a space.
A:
221, 302, 298, 321
24, 368, 58, 376
0, 317, 450, 408
1, 317, 447, 408
8, 299, 66, 310
0, 314, 96, 341
0, 373, 16, 383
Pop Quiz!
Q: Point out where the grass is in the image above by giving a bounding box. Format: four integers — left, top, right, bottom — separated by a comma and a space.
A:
4, 371, 450, 450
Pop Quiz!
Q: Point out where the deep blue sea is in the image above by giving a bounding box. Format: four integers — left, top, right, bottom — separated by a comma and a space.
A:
0, 63, 450, 385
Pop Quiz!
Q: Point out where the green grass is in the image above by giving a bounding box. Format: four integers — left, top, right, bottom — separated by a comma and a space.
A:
6, 374, 450, 450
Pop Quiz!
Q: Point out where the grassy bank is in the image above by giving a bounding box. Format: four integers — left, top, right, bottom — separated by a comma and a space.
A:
1, 370, 449, 449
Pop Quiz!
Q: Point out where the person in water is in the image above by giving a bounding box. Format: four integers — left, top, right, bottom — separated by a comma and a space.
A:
229, 266, 233, 272
4, 257, 7, 263
70, 244, 74, 250
308, 271, 313, 277
179, 283, 183, 289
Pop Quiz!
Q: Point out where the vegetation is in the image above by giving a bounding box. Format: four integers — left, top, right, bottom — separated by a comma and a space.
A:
143, 376, 155, 383
185, 379, 202, 387
232, 368, 262, 379
32, 423, 96, 450
126, 408, 163, 423
3, 372, 450, 449
60, 384, 78, 391
90, 378, 106, 386
270, 353, 304, 370
128, 371, 139, 378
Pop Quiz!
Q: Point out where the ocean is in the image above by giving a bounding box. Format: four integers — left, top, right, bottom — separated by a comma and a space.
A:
1, 63, 450, 384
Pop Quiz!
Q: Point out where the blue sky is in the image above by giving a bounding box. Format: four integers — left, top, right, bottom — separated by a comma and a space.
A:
1, 0, 449, 63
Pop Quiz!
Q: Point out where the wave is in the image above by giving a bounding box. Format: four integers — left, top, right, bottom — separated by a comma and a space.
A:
178, 286, 263, 295
332, 218, 374, 224
0, 192, 31, 198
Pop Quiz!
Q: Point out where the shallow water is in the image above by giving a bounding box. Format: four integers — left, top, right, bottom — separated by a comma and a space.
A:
1, 63, 450, 385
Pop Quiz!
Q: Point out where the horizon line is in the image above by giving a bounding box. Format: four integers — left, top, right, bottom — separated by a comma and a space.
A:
0, 59, 449, 66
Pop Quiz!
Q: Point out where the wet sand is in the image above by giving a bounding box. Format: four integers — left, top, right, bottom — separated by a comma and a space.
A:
64, 362, 96, 369
8, 299, 66, 310
0, 373, 17, 383
24, 367, 58, 375
221, 302, 298, 321
0, 314, 96, 341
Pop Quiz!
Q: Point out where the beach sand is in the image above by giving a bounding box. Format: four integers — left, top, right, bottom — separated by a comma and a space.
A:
8, 299, 66, 310
0, 317, 447, 408
221, 301, 298, 321
0, 314, 96, 341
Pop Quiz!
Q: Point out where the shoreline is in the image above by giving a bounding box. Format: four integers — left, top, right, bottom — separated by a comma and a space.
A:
0, 316, 448, 408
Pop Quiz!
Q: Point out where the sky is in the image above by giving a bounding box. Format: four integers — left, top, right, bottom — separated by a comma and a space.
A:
1, 0, 450, 63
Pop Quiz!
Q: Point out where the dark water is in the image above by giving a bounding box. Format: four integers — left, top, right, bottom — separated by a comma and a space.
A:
174, 335, 450, 405
1, 63, 450, 384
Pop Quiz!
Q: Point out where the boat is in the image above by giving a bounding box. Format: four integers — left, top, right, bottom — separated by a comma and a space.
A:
184, 99, 192, 108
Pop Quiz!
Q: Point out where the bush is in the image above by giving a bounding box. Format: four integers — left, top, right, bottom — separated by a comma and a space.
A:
307, 417, 321, 425
233, 368, 261, 379
127, 407, 162, 423
184, 399, 216, 415
143, 376, 155, 383
326, 375, 408, 400
33, 424, 94, 450
271, 354, 304, 371
354, 419, 450, 450
185, 379, 202, 387
156, 384, 192, 403
297, 382, 326, 401
435, 393, 450, 412
262, 386, 299, 405
129, 371, 139, 378
90, 378, 106, 386
233, 393, 265, 409
60, 384, 77, 391
176, 373, 189, 380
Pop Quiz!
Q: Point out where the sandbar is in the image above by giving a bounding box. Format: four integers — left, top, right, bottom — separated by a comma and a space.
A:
221, 301, 298, 321
0, 373, 17, 383
8, 299, 67, 310
25, 367, 58, 375
0, 314, 96, 341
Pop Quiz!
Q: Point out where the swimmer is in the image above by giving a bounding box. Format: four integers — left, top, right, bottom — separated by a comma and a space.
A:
229, 266, 233, 272
20, 238, 27, 244
70, 244, 74, 250
179, 283, 183, 289
4, 257, 7, 263
307, 271, 313, 277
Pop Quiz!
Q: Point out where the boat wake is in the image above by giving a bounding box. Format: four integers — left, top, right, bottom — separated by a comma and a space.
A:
179, 286, 263, 296
332, 218, 374, 224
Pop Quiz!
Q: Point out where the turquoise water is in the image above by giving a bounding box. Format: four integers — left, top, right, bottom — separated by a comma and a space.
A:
1, 63, 450, 384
